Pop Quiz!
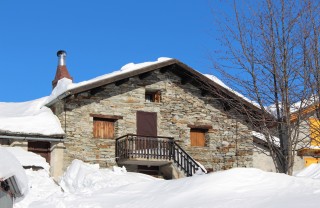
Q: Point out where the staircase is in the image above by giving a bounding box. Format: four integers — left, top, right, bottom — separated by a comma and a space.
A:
115, 134, 205, 177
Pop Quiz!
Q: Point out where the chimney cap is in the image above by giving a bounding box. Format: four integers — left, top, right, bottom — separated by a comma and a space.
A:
57, 50, 67, 57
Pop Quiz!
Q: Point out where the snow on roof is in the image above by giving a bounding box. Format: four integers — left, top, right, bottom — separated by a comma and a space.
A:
0, 57, 258, 136
4, 147, 50, 171
252, 131, 280, 147
204, 74, 259, 107
0, 97, 64, 136
45, 57, 173, 105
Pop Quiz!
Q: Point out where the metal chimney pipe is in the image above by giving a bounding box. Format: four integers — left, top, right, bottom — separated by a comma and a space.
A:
57, 50, 67, 66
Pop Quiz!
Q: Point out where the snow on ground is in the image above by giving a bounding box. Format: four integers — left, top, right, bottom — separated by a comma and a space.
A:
22, 163, 320, 208
59, 160, 158, 194
14, 169, 61, 208
2, 148, 318, 208
0, 97, 64, 136
295, 163, 320, 179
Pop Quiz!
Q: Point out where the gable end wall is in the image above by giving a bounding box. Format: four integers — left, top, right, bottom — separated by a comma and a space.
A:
53, 70, 253, 172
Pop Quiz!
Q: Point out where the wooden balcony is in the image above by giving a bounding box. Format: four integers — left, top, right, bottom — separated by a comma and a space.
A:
115, 134, 205, 176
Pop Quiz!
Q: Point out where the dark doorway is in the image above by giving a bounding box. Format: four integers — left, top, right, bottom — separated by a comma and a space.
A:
136, 111, 157, 136
28, 141, 51, 163
137, 165, 160, 177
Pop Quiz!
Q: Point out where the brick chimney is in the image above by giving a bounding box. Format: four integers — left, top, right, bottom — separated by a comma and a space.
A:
52, 50, 73, 89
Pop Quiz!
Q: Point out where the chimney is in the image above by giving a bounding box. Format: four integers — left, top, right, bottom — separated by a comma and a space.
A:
52, 50, 73, 89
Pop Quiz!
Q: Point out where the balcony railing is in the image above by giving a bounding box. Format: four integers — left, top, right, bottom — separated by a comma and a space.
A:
115, 134, 205, 176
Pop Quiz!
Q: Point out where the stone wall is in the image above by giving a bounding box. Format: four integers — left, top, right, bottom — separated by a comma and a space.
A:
53, 69, 253, 172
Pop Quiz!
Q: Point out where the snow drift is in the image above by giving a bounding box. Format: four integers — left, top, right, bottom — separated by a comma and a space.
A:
28, 166, 320, 208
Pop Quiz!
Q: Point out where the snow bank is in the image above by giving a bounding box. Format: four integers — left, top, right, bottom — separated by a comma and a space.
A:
59, 159, 158, 194
4, 147, 50, 171
0, 147, 28, 197
14, 169, 62, 208
295, 163, 320, 179
0, 97, 64, 136
28, 167, 320, 208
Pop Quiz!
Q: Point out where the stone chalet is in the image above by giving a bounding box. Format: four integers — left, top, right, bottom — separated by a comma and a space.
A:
0, 51, 271, 179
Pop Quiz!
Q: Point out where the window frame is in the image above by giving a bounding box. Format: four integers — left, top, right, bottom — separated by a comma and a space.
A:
145, 90, 161, 103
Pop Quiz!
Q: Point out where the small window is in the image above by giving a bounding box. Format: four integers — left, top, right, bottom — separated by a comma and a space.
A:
93, 117, 115, 139
190, 128, 206, 147
145, 90, 161, 103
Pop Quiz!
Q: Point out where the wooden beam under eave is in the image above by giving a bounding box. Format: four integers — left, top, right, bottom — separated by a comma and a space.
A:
139, 72, 151, 80
201, 90, 208, 97
90, 87, 104, 95
181, 77, 192, 85
115, 78, 129, 86
160, 65, 175, 73
187, 124, 212, 130
90, 113, 123, 120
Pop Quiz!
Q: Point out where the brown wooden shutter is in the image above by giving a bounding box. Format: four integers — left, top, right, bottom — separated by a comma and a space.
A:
190, 129, 206, 146
154, 91, 161, 103
93, 118, 115, 139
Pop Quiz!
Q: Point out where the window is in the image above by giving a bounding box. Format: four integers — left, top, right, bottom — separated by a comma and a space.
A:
310, 118, 320, 146
145, 90, 161, 103
190, 128, 206, 147
93, 117, 115, 139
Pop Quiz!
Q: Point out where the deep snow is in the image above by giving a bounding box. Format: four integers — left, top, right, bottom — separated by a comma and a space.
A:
27, 167, 320, 208
1, 147, 319, 208
9, 157, 320, 208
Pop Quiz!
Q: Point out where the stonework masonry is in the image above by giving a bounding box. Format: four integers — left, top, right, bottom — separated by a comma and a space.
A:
53, 70, 253, 172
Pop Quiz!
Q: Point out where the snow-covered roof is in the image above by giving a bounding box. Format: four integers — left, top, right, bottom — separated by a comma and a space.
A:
0, 97, 64, 137
0, 57, 259, 137
4, 147, 50, 171
45, 57, 173, 105
204, 74, 259, 107
252, 131, 280, 147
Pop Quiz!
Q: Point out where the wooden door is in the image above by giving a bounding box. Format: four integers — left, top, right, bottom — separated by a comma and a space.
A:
190, 129, 206, 147
137, 111, 157, 136
28, 141, 51, 163
136, 111, 157, 150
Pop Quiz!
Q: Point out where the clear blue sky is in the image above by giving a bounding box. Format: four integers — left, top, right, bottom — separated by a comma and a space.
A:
0, 0, 231, 102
